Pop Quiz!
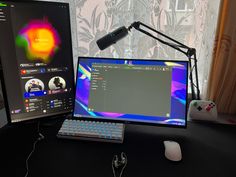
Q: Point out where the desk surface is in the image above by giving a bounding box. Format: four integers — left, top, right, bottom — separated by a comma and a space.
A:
0, 119, 236, 177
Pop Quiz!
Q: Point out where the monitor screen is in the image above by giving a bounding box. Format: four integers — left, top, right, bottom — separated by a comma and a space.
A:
0, 1, 74, 123
74, 57, 188, 127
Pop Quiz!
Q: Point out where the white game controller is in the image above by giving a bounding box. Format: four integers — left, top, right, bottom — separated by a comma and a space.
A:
188, 100, 218, 121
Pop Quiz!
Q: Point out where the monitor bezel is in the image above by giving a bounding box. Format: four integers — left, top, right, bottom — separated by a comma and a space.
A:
74, 56, 188, 129
0, 0, 75, 124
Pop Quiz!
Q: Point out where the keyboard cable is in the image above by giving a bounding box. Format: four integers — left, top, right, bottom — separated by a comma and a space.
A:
24, 121, 44, 177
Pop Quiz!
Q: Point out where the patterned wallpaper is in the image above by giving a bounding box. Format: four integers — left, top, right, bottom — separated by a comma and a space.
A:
77, 0, 220, 96
39, 0, 221, 95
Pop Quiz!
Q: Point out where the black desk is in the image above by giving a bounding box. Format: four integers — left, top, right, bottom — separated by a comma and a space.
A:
1, 119, 236, 177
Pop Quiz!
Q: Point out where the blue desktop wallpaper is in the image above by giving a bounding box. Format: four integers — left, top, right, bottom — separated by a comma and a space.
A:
74, 57, 188, 127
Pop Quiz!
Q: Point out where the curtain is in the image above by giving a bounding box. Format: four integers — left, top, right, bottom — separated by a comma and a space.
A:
42, 0, 221, 97
207, 0, 236, 114
76, 0, 220, 96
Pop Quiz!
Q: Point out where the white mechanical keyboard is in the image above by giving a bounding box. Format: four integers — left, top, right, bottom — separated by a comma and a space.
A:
57, 119, 125, 143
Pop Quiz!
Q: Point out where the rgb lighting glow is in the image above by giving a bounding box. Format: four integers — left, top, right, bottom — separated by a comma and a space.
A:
16, 19, 61, 63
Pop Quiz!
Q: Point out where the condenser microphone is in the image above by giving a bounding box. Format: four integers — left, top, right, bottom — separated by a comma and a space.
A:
96, 26, 129, 50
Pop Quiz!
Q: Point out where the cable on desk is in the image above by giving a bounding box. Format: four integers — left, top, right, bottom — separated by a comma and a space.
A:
24, 122, 44, 177
112, 152, 128, 177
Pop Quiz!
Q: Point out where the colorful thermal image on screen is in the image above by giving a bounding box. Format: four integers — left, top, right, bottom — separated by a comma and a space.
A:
16, 18, 61, 63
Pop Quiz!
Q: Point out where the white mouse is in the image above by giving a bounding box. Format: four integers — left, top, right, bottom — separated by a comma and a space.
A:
163, 141, 182, 161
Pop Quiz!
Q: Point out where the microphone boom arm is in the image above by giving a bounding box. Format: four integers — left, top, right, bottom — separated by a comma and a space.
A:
128, 21, 200, 100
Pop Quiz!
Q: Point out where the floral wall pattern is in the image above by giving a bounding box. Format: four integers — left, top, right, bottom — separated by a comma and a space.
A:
43, 0, 221, 96
76, 0, 220, 96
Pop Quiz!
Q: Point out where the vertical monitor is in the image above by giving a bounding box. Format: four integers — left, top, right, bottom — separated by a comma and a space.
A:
74, 57, 188, 127
0, 1, 74, 123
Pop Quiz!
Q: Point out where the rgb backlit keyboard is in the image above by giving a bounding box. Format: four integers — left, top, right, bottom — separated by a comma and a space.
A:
57, 119, 124, 143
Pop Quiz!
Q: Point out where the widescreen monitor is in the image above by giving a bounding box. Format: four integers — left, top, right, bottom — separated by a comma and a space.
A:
0, 1, 75, 123
74, 57, 188, 127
